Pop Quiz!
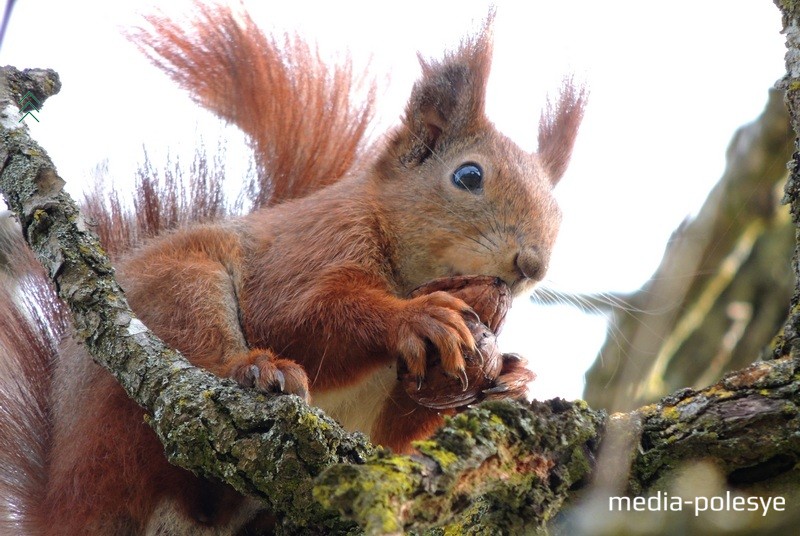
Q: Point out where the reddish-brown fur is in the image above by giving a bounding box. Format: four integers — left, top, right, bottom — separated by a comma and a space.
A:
0, 4, 585, 533
132, 3, 375, 209
0, 243, 65, 535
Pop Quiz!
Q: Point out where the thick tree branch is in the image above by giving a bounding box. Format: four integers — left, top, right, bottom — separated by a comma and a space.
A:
632, 356, 800, 494
316, 399, 603, 534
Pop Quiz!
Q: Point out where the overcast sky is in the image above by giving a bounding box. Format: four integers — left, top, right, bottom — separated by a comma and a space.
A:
1, 0, 788, 399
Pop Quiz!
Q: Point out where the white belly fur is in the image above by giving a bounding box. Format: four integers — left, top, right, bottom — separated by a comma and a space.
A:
312, 363, 397, 437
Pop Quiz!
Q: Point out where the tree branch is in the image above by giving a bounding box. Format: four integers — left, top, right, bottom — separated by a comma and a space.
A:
773, 0, 800, 361
632, 356, 800, 494
316, 399, 603, 534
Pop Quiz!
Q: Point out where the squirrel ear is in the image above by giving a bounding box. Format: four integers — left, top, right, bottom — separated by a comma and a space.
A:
394, 14, 494, 167
537, 79, 587, 185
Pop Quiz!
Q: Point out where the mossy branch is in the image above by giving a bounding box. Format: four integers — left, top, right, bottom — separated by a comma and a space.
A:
316, 400, 604, 534
774, 0, 800, 360
631, 356, 800, 494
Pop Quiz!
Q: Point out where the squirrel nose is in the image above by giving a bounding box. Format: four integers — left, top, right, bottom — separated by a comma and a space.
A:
514, 248, 546, 282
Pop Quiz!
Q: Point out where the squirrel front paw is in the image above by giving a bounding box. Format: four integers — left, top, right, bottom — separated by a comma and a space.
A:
228, 349, 310, 402
391, 291, 477, 388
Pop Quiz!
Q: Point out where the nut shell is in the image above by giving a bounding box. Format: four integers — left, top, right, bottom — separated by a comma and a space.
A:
409, 275, 511, 333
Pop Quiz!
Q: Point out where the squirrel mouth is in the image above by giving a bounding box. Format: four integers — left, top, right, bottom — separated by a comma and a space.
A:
446, 266, 520, 292
509, 277, 538, 297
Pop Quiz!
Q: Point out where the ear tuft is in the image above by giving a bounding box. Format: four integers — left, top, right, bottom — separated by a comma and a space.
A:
393, 11, 495, 167
538, 79, 588, 184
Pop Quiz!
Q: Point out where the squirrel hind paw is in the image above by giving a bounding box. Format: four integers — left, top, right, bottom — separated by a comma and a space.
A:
228, 351, 310, 402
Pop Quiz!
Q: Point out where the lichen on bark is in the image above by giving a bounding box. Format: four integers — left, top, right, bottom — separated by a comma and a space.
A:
315, 399, 604, 534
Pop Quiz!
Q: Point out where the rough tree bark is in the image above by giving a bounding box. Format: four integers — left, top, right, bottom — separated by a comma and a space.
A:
3, 2, 800, 529
0, 209, 14, 272
772, 0, 800, 362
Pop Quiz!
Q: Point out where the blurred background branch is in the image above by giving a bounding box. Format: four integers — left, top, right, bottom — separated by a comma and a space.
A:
583, 88, 794, 412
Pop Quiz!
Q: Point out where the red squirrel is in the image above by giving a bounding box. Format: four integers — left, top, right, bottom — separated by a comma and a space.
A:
0, 4, 585, 534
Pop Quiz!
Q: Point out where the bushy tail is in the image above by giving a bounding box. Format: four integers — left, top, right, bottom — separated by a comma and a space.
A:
131, 2, 376, 209
0, 231, 67, 534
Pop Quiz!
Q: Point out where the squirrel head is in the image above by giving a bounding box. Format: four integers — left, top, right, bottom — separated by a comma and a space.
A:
375, 14, 586, 297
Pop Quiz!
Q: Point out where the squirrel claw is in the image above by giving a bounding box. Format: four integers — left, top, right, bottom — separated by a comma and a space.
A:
457, 367, 469, 391
483, 382, 509, 395
443, 366, 470, 391
246, 365, 260, 387
416, 375, 425, 391
462, 307, 481, 324
275, 370, 286, 392
228, 351, 310, 400
443, 367, 470, 391
503, 352, 524, 363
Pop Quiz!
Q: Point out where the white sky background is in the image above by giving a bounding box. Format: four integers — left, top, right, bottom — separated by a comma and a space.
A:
0, 0, 787, 401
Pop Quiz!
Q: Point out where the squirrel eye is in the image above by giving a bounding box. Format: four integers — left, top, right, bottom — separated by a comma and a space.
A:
452, 163, 483, 192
